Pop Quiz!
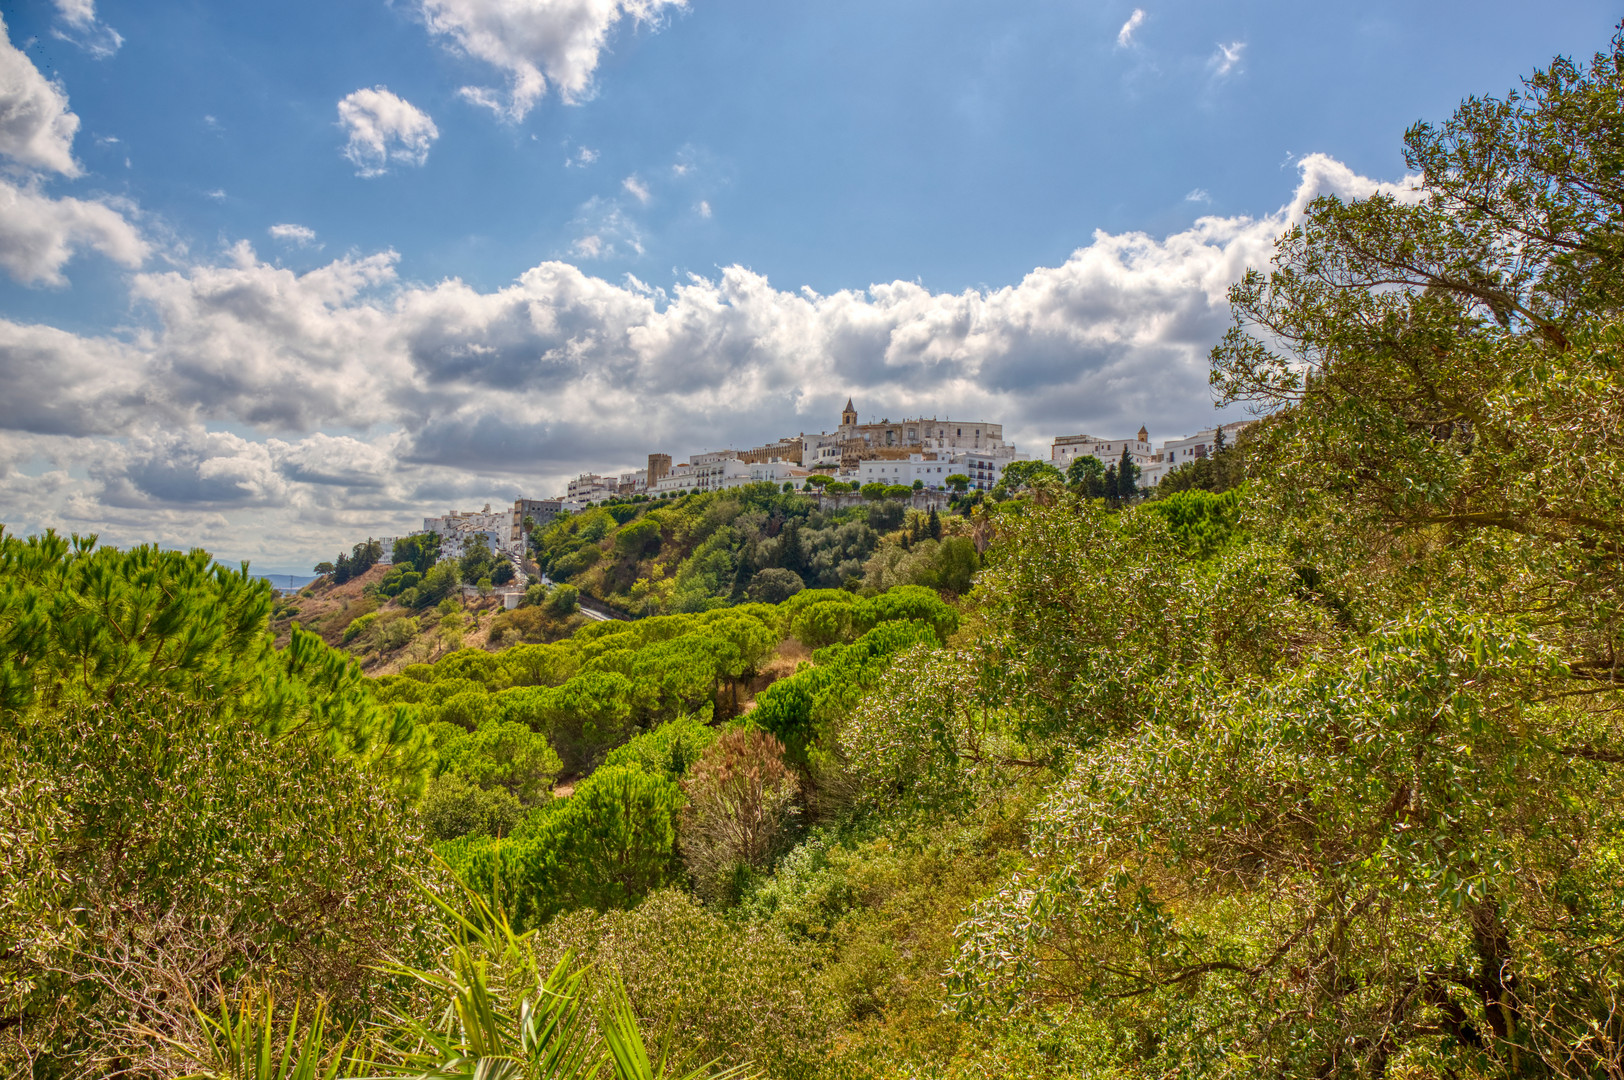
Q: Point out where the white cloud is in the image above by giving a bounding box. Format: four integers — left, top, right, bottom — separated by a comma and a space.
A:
417, 0, 687, 120
336, 87, 439, 177
696, 199, 711, 218
569, 196, 645, 258
51, 0, 122, 58
206, 188, 226, 200
1116, 9, 1145, 47
0, 154, 1415, 568
0, 16, 82, 175
622, 174, 651, 204
0, 22, 147, 285
566, 146, 598, 167
1210, 41, 1245, 77
0, 178, 147, 285
1185, 188, 1210, 203
268, 223, 319, 247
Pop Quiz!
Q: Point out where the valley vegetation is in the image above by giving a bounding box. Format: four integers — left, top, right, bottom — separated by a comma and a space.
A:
5, 34, 1624, 1080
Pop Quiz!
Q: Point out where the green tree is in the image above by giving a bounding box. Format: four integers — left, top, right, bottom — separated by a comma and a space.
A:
745, 567, 804, 604
453, 765, 683, 929
1115, 445, 1138, 502
392, 532, 442, 574
1066, 454, 1106, 497
937, 36, 1624, 1079
992, 459, 1062, 500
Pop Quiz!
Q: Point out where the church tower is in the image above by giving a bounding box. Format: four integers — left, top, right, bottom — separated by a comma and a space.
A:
1137, 424, 1149, 444
842, 397, 858, 428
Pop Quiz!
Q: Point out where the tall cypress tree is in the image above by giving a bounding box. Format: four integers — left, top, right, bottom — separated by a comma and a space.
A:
1117, 446, 1138, 502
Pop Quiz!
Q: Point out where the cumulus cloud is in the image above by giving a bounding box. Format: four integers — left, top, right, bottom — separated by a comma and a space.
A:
0, 17, 82, 175
268, 223, 319, 247
1116, 9, 1145, 47
696, 199, 711, 218
0, 178, 147, 284
566, 145, 598, 167
622, 174, 650, 203
337, 87, 439, 176
417, 0, 687, 120
0, 17, 147, 284
1210, 41, 1245, 77
52, 0, 123, 59
0, 153, 1413, 567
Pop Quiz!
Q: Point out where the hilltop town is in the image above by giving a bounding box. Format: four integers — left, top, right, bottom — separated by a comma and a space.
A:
398, 399, 1251, 566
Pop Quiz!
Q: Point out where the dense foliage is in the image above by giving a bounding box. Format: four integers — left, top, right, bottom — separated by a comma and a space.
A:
529, 484, 979, 616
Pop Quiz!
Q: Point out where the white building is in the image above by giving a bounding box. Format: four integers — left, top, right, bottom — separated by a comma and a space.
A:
857, 453, 955, 489
1050, 427, 1158, 475
566, 473, 618, 504
747, 460, 810, 487
1143, 420, 1254, 486
858, 449, 1027, 491
953, 450, 1025, 491
422, 504, 509, 560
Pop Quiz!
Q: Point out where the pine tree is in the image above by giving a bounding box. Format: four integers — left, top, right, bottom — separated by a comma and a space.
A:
928, 507, 942, 541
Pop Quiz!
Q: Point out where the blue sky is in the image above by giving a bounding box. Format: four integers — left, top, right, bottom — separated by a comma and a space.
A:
0, 0, 1615, 571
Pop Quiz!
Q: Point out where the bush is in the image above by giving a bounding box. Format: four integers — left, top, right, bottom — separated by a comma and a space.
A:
601, 711, 717, 780
790, 599, 853, 648
341, 611, 377, 644
680, 729, 801, 903
546, 583, 580, 617
531, 890, 841, 1079
450, 765, 683, 929
437, 719, 562, 803
420, 773, 524, 840
745, 567, 805, 604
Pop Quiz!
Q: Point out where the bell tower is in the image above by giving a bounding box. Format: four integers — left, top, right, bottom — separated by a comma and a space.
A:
841, 397, 858, 428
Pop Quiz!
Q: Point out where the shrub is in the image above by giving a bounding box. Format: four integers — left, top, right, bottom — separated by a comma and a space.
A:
531, 890, 841, 1079
745, 567, 805, 604
451, 765, 683, 928
377, 613, 420, 651
420, 773, 524, 841
341, 611, 377, 644
679, 730, 801, 903
437, 720, 562, 803
546, 583, 580, 617
602, 712, 718, 780
790, 599, 853, 648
